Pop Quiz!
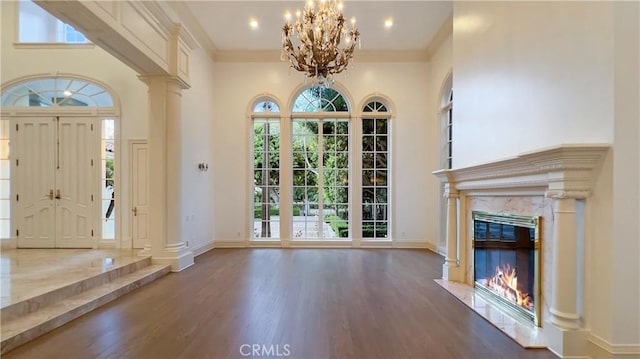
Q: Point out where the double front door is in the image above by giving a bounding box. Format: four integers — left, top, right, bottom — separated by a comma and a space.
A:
12, 117, 98, 248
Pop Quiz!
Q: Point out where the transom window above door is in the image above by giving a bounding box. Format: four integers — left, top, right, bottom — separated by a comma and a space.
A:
1, 77, 113, 107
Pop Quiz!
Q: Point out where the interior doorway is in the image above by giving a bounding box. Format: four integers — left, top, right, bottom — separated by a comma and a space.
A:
130, 140, 148, 249
1, 75, 120, 248
12, 116, 98, 248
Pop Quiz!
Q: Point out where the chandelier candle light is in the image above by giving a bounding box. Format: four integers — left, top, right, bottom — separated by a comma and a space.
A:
281, 0, 360, 85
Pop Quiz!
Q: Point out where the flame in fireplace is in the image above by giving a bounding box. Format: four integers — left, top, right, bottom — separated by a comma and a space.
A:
486, 264, 534, 311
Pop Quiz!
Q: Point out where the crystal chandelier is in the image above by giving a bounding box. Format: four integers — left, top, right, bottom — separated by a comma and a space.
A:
281, 0, 360, 85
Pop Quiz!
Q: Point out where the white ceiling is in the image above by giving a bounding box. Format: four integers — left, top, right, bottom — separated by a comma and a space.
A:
180, 1, 453, 52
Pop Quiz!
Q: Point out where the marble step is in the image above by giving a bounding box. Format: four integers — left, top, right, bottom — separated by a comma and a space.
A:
0, 264, 170, 354
1, 256, 153, 324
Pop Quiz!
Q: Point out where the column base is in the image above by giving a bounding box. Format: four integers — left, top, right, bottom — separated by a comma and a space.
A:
550, 307, 581, 330
545, 321, 588, 358
151, 249, 194, 272
442, 263, 463, 282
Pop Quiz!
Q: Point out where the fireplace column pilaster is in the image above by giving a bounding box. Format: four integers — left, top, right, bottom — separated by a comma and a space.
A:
546, 191, 586, 330
442, 183, 461, 281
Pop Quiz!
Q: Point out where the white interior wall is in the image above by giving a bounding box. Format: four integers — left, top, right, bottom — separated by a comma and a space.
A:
211, 61, 436, 246
452, 1, 614, 168
179, 48, 216, 252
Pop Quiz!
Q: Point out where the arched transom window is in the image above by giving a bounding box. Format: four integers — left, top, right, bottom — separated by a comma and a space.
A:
1, 77, 114, 107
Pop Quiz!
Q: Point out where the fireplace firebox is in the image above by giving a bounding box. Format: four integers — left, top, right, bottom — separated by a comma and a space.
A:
473, 211, 541, 326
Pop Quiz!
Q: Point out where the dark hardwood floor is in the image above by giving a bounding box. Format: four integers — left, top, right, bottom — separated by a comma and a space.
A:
5, 249, 557, 359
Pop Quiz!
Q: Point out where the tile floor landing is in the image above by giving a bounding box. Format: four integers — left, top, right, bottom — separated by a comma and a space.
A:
0, 248, 170, 354
0, 249, 147, 308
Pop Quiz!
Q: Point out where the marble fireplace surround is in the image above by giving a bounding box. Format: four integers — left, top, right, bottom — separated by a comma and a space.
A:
433, 144, 609, 357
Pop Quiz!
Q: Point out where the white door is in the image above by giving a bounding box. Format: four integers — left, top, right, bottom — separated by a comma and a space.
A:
13, 117, 97, 248
13, 118, 56, 248
131, 141, 149, 248
56, 118, 96, 248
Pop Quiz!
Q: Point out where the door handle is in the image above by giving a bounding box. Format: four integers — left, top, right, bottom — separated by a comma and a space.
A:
55, 189, 61, 199
49, 189, 54, 200
132, 207, 137, 216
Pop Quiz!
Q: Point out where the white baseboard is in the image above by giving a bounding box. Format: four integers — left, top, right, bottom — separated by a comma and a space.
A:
213, 238, 435, 250
360, 240, 393, 248
249, 240, 282, 248
191, 239, 215, 257
288, 240, 353, 248
213, 240, 248, 248
393, 240, 431, 249
588, 333, 640, 358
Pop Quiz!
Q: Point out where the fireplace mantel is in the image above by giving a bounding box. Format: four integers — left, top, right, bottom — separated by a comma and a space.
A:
432, 144, 610, 357
433, 144, 609, 196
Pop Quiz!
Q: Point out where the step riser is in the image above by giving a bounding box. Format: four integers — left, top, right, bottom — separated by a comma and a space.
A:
1, 257, 152, 323
0, 266, 169, 355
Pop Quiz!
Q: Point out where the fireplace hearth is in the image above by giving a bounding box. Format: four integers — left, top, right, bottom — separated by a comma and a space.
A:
473, 211, 540, 326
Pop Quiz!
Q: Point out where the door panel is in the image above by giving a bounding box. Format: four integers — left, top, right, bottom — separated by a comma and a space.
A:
131, 141, 149, 248
14, 118, 56, 248
56, 118, 96, 248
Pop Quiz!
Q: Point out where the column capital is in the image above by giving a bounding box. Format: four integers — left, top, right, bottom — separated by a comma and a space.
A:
137, 74, 191, 90
444, 183, 459, 199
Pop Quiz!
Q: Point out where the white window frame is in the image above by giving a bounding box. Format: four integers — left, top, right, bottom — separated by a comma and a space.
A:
249, 97, 283, 243
290, 86, 352, 242
360, 100, 391, 241
14, 0, 93, 49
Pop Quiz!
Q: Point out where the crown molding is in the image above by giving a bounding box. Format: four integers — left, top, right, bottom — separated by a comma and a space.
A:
166, 1, 217, 60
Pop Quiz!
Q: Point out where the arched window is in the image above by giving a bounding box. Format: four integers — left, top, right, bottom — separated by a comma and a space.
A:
437, 73, 453, 254
440, 74, 453, 169
250, 97, 281, 240
361, 99, 390, 239
1, 77, 113, 107
292, 87, 350, 240
1, 76, 117, 245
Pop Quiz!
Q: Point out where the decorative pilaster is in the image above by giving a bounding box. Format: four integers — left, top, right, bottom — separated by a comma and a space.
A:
546, 190, 588, 330
442, 183, 461, 281
544, 189, 590, 356
138, 75, 194, 271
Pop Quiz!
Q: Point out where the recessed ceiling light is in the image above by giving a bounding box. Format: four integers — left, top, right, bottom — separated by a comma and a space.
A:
249, 18, 259, 29
63, 90, 72, 97
384, 18, 393, 29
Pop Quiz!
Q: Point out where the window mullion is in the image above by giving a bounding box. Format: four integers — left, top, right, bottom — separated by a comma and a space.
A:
317, 119, 324, 239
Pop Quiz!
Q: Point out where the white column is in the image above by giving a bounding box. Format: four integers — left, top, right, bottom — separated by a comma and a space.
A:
442, 183, 461, 281
548, 194, 581, 329
138, 75, 194, 271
